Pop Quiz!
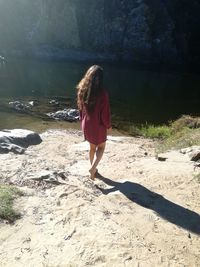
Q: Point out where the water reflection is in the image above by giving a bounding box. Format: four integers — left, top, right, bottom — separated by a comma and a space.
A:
0, 58, 200, 128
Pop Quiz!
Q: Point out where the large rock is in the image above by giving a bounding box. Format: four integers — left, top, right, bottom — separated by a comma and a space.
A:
46, 109, 79, 122
0, 129, 42, 154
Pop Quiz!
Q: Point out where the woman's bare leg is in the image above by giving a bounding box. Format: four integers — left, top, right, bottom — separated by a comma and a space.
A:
89, 143, 97, 180
89, 142, 106, 180
89, 143, 97, 165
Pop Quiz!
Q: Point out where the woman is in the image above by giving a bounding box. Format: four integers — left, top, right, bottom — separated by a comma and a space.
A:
77, 65, 112, 180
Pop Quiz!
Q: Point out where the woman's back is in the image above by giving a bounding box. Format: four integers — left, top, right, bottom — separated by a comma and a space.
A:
80, 90, 111, 145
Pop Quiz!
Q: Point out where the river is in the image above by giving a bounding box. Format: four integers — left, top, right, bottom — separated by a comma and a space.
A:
0, 58, 200, 132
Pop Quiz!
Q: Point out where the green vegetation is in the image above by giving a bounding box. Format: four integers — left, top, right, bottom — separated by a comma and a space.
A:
123, 115, 200, 153
140, 124, 172, 139
157, 116, 200, 152
114, 121, 172, 138
0, 184, 23, 222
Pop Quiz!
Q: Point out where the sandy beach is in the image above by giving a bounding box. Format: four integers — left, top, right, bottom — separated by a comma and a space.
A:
0, 129, 200, 267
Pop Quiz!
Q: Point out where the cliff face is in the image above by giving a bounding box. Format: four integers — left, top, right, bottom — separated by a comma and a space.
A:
0, 0, 199, 69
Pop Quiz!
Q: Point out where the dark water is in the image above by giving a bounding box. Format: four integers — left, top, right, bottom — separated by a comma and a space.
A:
0, 58, 200, 131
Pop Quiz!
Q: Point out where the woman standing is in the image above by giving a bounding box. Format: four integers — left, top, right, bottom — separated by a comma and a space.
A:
77, 65, 112, 180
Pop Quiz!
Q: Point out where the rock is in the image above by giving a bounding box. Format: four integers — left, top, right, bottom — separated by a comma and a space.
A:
9, 101, 31, 113
46, 109, 79, 122
0, 143, 25, 154
0, 129, 42, 154
0, 55, 5, 61
157, 156, 167, 161
189, 151, 200, 162
180, 147, 193, 154
28, 100, 39, 107
180, 146, 200, 161
29, 170, 68, 185
49, 100, 59, 106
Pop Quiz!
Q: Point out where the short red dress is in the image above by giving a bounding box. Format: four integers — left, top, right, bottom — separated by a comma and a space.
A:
80, 90, 111, 145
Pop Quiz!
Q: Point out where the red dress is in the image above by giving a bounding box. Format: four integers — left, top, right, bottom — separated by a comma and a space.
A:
80, 90, 111, 145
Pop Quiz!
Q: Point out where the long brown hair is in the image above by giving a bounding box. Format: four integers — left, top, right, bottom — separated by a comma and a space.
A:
77, 65, 103, 113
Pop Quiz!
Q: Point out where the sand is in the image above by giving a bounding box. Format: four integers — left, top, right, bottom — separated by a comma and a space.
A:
0, 129, 200, 267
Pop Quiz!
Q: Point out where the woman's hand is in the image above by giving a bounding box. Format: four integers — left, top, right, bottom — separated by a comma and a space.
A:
107, 127, 112, 135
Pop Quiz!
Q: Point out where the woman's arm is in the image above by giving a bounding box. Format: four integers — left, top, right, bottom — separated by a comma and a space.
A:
101, 91, 111, 130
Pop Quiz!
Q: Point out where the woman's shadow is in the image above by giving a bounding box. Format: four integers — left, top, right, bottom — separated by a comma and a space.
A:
95, 174, 200, 235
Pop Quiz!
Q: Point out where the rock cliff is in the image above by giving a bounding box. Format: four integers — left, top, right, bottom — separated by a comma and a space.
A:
0, 0, 199, 69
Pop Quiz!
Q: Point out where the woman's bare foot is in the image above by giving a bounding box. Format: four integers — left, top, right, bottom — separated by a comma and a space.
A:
89, 168, 96, 180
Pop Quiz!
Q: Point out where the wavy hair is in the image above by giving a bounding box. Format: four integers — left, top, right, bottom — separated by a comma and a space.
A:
76, 65, 103, 113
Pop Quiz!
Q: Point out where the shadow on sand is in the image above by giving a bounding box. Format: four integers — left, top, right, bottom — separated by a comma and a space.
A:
96, 174, 200, 235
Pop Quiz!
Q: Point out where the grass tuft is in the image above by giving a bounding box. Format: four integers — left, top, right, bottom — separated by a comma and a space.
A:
140, 124, 172, 139
0, 184, 23, 222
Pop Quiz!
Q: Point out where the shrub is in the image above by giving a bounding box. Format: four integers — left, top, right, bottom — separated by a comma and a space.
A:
0, 185, 23, 222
